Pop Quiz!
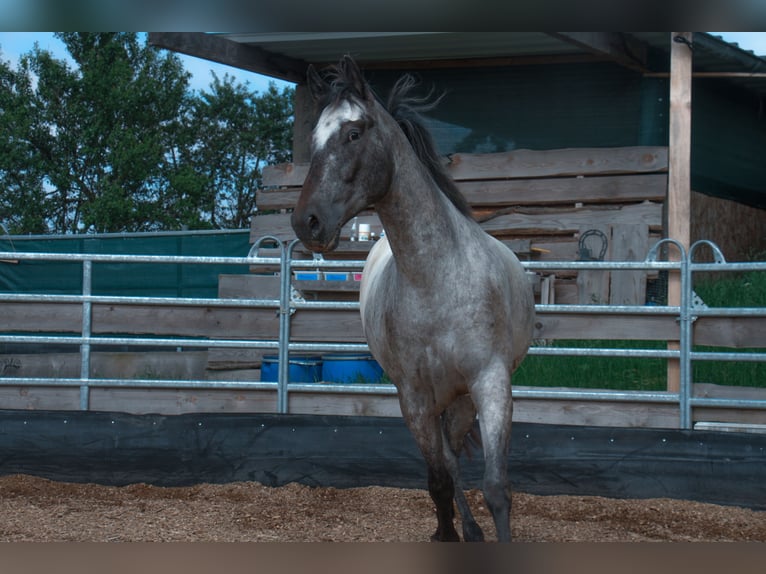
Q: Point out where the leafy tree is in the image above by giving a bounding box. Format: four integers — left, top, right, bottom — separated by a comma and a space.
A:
0, 32, 294, 234
0, 53, 49, 233
26, 32, 191, 233
188, 73, 293, 228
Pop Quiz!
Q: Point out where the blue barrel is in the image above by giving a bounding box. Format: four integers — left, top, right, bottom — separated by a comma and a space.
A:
321, 353, 384, 384
260, 355, 322, 383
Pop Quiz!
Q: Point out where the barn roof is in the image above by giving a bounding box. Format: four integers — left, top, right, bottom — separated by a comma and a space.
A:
149, 32, 766, 97
148, 32, 766, 210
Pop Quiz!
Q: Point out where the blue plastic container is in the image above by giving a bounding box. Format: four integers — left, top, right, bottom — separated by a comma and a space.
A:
260, 355, 322, 383
321, 353, 384, 384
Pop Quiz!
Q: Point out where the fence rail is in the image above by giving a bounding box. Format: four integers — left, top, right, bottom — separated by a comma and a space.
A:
1, 237, 765, 429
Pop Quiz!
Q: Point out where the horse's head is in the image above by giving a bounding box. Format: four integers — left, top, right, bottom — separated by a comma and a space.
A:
291, 56, 393, 252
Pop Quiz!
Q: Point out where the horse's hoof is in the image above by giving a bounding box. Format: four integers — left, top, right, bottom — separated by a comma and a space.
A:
431, 529, 461, 542
463, 523, 485, 542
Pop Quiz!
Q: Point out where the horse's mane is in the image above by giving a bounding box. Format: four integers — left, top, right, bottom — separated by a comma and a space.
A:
318, 62, 473, 219
385, 75, 473, 218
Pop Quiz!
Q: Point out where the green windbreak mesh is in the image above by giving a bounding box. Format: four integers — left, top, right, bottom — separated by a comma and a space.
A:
0, 231, 252, 298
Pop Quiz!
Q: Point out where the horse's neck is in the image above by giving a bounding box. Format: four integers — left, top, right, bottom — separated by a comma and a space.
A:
375, 147, 473, 281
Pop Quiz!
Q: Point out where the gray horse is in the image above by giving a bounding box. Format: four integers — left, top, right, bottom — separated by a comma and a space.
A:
291, 56, 535, 542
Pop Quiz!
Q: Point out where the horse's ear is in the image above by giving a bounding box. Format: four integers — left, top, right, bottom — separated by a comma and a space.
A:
340, 55, 371, 102
307, 64, 329, 102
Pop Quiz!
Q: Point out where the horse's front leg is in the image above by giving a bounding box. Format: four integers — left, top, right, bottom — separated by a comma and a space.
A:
471, 362, 515, 542
398, 392, 460, 542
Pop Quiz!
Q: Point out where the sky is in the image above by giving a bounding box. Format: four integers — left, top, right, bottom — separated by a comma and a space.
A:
0, 32, 293, 93
1, 32, 765, 95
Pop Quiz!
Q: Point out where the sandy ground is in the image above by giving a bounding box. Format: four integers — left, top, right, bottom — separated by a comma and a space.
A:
1, 474, 764, 542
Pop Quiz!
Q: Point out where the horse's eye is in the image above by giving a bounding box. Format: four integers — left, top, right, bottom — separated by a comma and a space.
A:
348, 129, 360, 142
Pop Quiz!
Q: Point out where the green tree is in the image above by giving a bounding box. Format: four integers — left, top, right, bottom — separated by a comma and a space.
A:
189, 73, 293, 228
0, 33, 294, 234
0, 53, 49, 233
32, 33, 191, 232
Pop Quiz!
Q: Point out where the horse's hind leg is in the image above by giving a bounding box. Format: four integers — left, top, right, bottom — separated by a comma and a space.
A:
472, 364, 514, 542
442, 396, 484, 542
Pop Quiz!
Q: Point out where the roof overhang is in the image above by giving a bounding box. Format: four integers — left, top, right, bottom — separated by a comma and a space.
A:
148, 32, 766, 96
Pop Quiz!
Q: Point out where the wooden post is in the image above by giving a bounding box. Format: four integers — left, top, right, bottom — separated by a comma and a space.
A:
666, 32, 693, 393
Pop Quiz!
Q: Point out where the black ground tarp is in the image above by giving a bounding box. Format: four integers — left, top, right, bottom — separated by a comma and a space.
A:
1, 409, 764, 510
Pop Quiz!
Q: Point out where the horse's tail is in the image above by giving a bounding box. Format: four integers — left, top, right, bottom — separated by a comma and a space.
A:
461, 421, 483, 461
443, 395, 482, 460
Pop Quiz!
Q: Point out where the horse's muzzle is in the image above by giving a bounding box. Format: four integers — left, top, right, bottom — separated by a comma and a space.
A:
291, 210, 341, 253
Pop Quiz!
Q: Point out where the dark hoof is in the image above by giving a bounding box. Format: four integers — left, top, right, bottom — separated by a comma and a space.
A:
463, 522, 485, 542
431, 528, 461, 542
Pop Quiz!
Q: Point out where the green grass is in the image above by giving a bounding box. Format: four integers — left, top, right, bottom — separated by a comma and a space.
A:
692, 269, 766, 388
514, 340, 668, 391
514, 268, 766, 391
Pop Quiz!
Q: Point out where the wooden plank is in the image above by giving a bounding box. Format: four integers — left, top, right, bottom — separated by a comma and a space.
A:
218, 274, 281, 299
480, 202, 662, 237
0, 302, 82, 333
250, 212, 294, 242
609, 224, 649, 305
694, 317, 766, 348
91, 304, 282, 339
208, 275, 282, 368
288, 391, 402, 418
533, 313, 679, 341
250, 207, 662, 256
263, 162, 309, 187
1, 303, 357, 341
291, 309, 366, 341
459, 173, 666, 206
257, 188, 301, 210
576, 224, 611, 305
0, 386, 80, 411
258, 173, 668, 211
7, 383, 766, 427
447, 146, 668, 180
512, 393, 678, 428
6, 303, 761, 349
88, 387, 278, 415
0, 351, 208, 380
262, 147, 669, 188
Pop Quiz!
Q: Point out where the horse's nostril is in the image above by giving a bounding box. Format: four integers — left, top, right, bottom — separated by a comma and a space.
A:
307, 214, 320, 238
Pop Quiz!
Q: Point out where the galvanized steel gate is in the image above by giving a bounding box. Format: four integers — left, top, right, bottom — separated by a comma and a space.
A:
1, 237, 765, 429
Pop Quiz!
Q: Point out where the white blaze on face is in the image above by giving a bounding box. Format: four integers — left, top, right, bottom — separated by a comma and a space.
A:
313, 100, 363, 151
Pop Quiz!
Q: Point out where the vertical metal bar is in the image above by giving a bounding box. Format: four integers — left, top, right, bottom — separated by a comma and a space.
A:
678, 249, 692, 429
645, 238, 688, 429
79, 259, 93, 410
681, 240, 727, 430
276, 240, 299, 414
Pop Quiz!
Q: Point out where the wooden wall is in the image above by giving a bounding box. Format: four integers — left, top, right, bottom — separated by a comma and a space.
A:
253, 146, 668, 306
691, 191, 766, 262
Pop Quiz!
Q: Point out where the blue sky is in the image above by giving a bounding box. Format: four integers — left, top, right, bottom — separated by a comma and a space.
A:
0, 32, 293, 93
1, 32, 765, 94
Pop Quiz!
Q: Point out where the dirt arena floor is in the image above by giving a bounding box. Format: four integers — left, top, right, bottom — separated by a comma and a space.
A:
1, 474, 764, 542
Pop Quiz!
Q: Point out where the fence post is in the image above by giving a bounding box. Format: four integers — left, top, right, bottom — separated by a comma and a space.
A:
79, 259, 93, 411
678, 247, 692, 429
646, 238, 688, 427
681, 241, 728, 429
277, 239, 301, 414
